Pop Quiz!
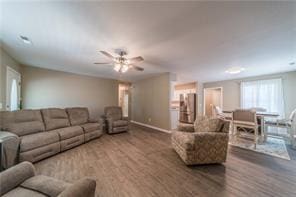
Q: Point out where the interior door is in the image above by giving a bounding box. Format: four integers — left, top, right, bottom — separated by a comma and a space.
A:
118, 84, 130, 118
204, 88, 222, 116
6, 67, 21, 111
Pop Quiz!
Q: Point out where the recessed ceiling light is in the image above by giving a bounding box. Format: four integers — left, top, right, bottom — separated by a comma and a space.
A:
20, 35, 32, 44
225, 66, 245, 74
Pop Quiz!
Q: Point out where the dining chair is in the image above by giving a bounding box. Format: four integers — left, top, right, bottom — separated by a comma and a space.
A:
265, 108, 296, 143
213, 105, 233, 121
232, 109, 259, 149
291, 115, 296, 149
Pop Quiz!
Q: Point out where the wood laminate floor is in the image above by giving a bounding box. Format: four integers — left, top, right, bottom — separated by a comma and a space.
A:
35, 125, 296, 197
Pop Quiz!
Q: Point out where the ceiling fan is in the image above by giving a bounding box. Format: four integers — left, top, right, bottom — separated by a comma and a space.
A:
94, 50, 144, 73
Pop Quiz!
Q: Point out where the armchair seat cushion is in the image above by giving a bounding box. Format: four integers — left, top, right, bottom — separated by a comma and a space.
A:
80, 123, 100, 133
113, 120, 128, 127
51, 126, 84, 140
20, 132, 59, 152
21, 175, 71, 197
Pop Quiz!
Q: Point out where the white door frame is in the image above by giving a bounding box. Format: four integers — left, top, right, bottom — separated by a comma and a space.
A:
203, 87, 223, 116
6, 66, 21, 111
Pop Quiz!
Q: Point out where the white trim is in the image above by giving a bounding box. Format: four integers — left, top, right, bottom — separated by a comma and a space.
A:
203, 86, 223, 116
131, 120, 171, 133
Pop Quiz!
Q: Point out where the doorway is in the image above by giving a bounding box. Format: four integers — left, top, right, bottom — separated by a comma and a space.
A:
119, 83, 130, 118
203, 87, 223, 116
6, 67, 21, 111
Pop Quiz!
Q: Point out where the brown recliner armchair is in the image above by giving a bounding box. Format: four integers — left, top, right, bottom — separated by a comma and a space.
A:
104, 106, 129, 134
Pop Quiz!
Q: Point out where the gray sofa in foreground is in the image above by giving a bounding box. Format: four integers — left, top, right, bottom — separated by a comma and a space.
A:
0, 161, 96, 197
0, 107, 103, 164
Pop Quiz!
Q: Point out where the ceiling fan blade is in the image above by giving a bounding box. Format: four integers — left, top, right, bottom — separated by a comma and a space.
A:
130, 64, 144, 71
128, 56, 144, 63
94, 62, 112, 65
100, 51, 114, 59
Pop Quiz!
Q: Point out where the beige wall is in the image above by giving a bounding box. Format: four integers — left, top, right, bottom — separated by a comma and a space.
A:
21, 66, 119, 117
0, 48, 22, 111
132, 73, 171, 130
203, 71, 296, 117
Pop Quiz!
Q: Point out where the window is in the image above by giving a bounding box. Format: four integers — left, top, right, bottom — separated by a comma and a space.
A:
241, 78, 285, 118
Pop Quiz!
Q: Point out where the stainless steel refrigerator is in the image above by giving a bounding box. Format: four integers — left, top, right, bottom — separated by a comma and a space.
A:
179, 93, 196, 124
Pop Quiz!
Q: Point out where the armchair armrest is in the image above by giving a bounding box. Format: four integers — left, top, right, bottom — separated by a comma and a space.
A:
122, 117, 129, 121
58, 178, 96, 197
177, 123, 195, 133
191, 132, 229, 149
106, 117, 114, 132
0, 161, 36, 195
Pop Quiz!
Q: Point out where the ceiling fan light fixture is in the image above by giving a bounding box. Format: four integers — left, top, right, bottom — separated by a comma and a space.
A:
121, 64, 129, 73
114, 63, 121, 72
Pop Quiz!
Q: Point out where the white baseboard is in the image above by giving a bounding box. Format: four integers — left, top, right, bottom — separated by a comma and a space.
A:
131, 120, 171, 134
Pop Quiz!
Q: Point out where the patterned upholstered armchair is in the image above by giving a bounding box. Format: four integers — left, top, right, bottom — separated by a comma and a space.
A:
104, 106, 129, 134
171, 116, 230, 165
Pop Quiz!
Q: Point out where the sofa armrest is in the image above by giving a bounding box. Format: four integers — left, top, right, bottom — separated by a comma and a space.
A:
0, 131, 20, 169
177, 123, 195, 133
0, 161, 36, 195
58, 178, 96, 197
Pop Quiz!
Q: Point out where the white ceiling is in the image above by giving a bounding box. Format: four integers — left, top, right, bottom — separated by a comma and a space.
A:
0, 1, 295, 82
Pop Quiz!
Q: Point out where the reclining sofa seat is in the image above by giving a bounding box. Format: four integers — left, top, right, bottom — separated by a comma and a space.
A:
1, 109, 60, 163
41, 108, 84, 152
66, 107, 103, 141
0, 107, 104, 164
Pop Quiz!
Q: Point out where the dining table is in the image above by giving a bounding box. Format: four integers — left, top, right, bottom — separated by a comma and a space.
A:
222, 110, 279, 141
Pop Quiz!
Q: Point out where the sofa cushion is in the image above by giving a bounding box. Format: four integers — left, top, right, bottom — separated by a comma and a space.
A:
58, 178, 96, 197
51, 126, 83, 140
21, 175, 71, 197
66, 108, 89, 126
194, 116, 223, 133
41, 108, 70, 131
80, 123, 100, 133
0, 161, 35, 196
113, 120, 128, 127
20, 132, 60, 152
3, 187, 46, 197
2, 110, 45, 136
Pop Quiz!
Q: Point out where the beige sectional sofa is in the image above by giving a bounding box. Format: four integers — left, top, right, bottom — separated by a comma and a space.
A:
0, 107, 103, 163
